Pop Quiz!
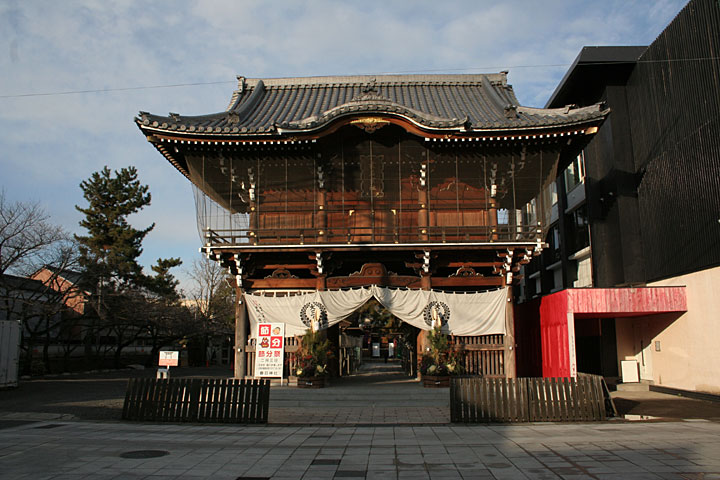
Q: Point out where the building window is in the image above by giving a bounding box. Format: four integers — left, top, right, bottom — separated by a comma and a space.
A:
570, 204, 590, 252
544, 224, 561, 263
564, 153, 585, 192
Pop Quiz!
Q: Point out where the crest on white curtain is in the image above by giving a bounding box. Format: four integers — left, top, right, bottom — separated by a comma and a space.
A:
423, 301, 450, 328
299, 301, 328, 331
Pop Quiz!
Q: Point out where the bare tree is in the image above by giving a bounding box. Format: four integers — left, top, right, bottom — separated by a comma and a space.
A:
0, 191, 87, 373
186, 257, 235, 364
187, 257, 234, 331
0, 190, 65, 276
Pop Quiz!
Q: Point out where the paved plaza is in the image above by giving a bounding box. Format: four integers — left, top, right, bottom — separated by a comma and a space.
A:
1, 417, 720, 479
2, 361, 720, 478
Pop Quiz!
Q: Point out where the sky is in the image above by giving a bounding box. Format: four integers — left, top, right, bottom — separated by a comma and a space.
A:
0, 0, 688, 294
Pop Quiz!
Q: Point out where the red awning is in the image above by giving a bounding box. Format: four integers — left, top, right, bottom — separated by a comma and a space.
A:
569, 287, 687, 318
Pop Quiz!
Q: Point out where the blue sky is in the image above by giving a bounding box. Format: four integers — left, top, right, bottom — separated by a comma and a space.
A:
0, 0, 687, 293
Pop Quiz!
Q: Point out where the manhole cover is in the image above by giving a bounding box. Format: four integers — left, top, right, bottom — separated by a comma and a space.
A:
120, 450, 170, 459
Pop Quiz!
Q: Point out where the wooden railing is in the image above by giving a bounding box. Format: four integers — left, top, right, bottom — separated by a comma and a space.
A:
450, 374, 611, 423
204, 224, 538, 246
122, 378, 270, 423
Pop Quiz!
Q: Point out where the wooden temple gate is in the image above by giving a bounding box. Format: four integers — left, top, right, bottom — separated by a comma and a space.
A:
137, 73, 606, 380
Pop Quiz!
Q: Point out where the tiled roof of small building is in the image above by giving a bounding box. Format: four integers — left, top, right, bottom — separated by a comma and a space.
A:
136, 73, 607, 137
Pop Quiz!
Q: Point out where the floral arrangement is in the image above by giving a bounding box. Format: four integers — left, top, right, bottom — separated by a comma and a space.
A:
294, 330, 333, 378
420, 325, 464, 376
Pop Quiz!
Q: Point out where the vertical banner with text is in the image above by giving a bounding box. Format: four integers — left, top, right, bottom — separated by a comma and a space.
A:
255, 323, 285, 378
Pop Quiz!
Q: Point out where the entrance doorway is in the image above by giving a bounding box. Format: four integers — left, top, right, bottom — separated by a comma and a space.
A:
327, 298, 420, 380
574, 317, 619, 378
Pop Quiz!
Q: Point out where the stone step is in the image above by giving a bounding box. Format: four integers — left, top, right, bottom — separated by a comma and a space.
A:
615, 380, 654, 392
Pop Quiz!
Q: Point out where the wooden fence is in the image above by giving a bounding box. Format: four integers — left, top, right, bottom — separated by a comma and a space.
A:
450, 375, 610, 423
451, 335, 505, 377
122, 378, 270, 423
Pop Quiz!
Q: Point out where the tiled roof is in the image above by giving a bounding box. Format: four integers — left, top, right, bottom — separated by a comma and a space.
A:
136, 74, 607, 137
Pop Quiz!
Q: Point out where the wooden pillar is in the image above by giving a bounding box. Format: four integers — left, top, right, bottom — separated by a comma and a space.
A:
489, 199, 498, 241
317, 190, 327, 243
249, 205, 259, 244
419, 153, 429, 241
418, 189, 429, 241
416, 272, 432, 378
234, 286, 248, 378
504, 285, 517, 378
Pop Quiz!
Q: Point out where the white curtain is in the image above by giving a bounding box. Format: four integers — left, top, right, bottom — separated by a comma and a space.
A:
245, 286, 508, 338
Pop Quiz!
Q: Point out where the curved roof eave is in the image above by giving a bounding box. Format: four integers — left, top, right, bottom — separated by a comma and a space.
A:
136, 108, 608, 142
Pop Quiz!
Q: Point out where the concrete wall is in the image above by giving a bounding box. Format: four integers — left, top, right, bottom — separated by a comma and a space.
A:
615, 265, 720, 394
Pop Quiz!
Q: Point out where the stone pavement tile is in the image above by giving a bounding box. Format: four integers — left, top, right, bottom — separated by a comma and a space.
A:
345, 447, 371, 455
396, 446, 422, 454
680, 465, 720, 473
644, 465, 681, 473
521, 467, 560, 479
368, 454, 395, 465
655, 474, 688, 480
396, 462, 427, 472
320, 447, 345, 455
398, 470, 429, 479
510, 457, 545, 469
396, 453, 424, 465
456, 467, 495, 479
421, 445, 447, 454
146, 469, 189, 476
429, 471, 464, 479
367, 470, 398, 480
485, 466, 527, 479
594, 474, 664, 480
271, 472, 305, 480
371, 438, 395, 446
423, 454, 453, 464
301, 470, 335, 479
316, 454, 344, 461
333, 469, 367, 478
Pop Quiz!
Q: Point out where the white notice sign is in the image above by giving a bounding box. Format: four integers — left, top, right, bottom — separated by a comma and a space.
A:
158, 350, 179, 367
255, 323, 284, 378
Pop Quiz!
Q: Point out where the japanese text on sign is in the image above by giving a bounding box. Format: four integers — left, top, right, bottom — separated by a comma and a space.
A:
158, 350, 179, 367
255, 323, 284, 378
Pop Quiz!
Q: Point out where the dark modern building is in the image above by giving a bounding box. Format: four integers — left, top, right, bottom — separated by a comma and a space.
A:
518, 0, 720, 396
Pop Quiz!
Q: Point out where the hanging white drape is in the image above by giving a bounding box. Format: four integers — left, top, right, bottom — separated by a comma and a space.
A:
245, 286, 508, 338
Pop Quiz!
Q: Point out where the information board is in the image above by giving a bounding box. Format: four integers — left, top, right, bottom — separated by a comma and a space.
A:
158, 350, 179, 367
255, 323, 284, 378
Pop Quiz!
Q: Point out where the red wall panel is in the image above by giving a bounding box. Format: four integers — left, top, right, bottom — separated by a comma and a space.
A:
532, 287, 687, 378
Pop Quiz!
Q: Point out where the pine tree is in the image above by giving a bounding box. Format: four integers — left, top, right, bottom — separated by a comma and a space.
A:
147, 257, 183, 299
75, 166, 188, 369
75, 166, 154, 287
